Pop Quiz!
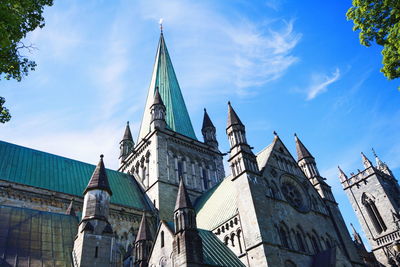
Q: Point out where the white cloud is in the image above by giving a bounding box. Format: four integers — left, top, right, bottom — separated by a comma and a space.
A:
306, 68, 340, 100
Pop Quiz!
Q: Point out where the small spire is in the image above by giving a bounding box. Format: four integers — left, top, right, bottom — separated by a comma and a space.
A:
84, 155, 112, 196
227, 101, 243, 128
174, 179, 193, 212
361, 152, 373, 168
202, 108, 215, 129
135, 213, 152, 242
338, 166, 348, 181
372, 148, 384, 167
274, 131, 278, 136
66, 200, 76, 217
153, 86, 164, 106
294, 134, 314, 161
122, 121, 133, 142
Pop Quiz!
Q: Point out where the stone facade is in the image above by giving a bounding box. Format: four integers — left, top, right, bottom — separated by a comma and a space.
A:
340, 152, 400, 266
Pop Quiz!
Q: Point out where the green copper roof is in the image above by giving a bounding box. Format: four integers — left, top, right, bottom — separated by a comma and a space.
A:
138, 33, 197, 141
195, 176, 238, 230
0, 205, 78, 267
0, 140, 150, 210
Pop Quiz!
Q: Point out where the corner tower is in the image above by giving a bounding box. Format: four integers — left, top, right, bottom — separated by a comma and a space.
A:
72, 155, 115, 267
118, 31, 225, 221
339, 150, 400, 266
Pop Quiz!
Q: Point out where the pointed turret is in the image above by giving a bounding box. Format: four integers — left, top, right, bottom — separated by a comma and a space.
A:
73, 155, 115, 266
172, 179, 203, 265
226, 102, 259, 178
84, 155, 112, 196
350, 223, 364, 246
174, 179, 193, 212
338, 166, 348, 183
201, 108, 218, 149
361, 152, 373, 169
134, 214, 153, 267
372, 148, 393, 176
295, 134, 320, 178
150, 86, 166, 130
66, 200, 76, 217
295, 133, 314, 161
119, 122, 134, 165
138, 31, 197, 141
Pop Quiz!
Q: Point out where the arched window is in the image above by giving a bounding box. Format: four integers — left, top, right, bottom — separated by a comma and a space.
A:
224, 236, 229, 246
295, 231, 305, 252
237, 229, 243, 254
177, 237, 180, 254
270, 182, 280, 199
310, 234, 320, 254
362, 193, 387, 234
231, 233, 236, 247
161, 231, 165, 248
202, 168, 208, 190
279, 226, 290, 248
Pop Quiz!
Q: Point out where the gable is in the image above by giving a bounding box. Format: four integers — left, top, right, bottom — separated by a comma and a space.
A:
0, 140, 151, 210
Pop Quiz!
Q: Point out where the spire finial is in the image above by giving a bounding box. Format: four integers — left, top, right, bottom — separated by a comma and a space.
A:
100, 154, 104, 159
127, 121, 129, 125
159, 18, 163, 33
273, 131, 278, 136
294, 133, 297, 137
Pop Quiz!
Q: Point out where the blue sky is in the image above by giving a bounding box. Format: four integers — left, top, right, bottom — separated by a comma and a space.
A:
1, 0, 399, 249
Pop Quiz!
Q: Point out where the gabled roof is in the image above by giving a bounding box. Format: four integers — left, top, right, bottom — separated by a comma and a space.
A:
0, 140, 151, 210
84, 155, 112, 196
163, 222, 245, 267
195, 176, 238, 230
138, 32, 197, 141
0, 205, 78, 266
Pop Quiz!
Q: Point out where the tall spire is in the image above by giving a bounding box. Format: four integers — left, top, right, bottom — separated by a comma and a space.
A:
138, 31, 197, 141
294, 133, 314, 161
84, 155, 112, 196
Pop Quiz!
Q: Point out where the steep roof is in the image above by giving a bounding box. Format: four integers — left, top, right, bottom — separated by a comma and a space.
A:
0, 140, 151, 210
0, 205, 78, 266
84, 155, 112, 195
138, 32, 197, 141
174, 179, 193, 211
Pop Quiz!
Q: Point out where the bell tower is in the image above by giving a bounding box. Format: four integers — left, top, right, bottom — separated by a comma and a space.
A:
339, 150, 400, 266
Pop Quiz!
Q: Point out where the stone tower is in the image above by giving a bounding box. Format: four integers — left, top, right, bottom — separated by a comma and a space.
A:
72, 155, 115, 267
134, 214, 153, 267
339, 150, 400, 266
118, 31, 225, 220
172, 179, 204, 267
295, 134, 362, 265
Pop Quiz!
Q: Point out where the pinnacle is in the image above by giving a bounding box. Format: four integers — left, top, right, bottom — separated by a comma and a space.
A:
84, 155, 112, 196
174, 178, 193, 212
202, 108, 215, 129
135, 213, 152, 242
227, 102, 243, 128
294, 134, 314, 161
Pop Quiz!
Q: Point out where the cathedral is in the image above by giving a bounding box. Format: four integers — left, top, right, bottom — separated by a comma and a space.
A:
0, 29, 396, 267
